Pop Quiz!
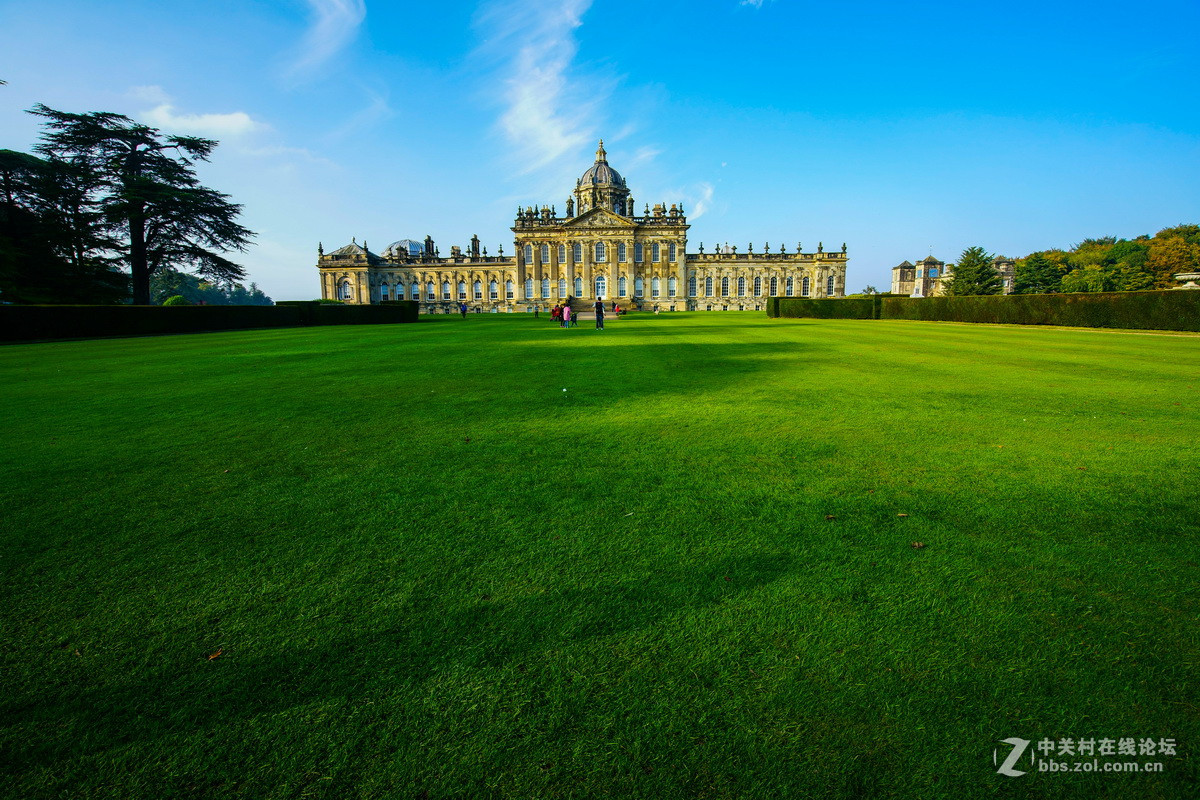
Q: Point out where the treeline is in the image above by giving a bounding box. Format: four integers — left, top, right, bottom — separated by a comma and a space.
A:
1013, 225, 1199, 294
0, 91, 258, 305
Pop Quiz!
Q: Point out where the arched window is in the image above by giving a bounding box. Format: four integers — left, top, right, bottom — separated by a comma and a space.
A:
634, 277, 644, 296
688, 277, 697, 297
595, 241, 606, 262
634, 243, 644, 263
826, 275, 835, 295
651, 277, 660, 298
541, 278, 550, 297
524, 244, 533, 263
668, 243, 676, 262
559, 278, 567, 297
595, 275, 606, 298
426, 282, 435, 300
705, 276, 713, 297
754, 277, 762, 296
619, 276, 627, 296
801, 276, 810, 297
573, 243, 582, 263
617, 242, 627, 262
652, 243, 660, 262
737, 277, 746, 296
558, 244, 566, 263
769, 277, 778, 296
489, 280, 498, 300
505, 280, 514, 299
525, 278, 534, 299
340, 280, 352, 300
473, 280, 482, 299
721, 277, 729, 297
379, 284, 389, 301
574, 276, 583, 296
668, 277, 677, 297
411, 283, 420, 300
786, 277, 794, 297
541, 244, 550, 263
457, 281, 466, 300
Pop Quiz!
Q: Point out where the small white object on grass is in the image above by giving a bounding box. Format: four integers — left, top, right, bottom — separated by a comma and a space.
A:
563, 388, 567, 392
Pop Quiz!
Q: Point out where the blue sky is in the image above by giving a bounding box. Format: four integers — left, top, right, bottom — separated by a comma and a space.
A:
2, 0, 1198, 299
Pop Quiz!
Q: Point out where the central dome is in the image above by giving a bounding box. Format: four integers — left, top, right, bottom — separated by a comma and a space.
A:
578, 139, 625, 187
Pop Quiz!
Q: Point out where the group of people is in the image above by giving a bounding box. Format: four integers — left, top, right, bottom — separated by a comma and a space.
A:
549, 299, 624, 329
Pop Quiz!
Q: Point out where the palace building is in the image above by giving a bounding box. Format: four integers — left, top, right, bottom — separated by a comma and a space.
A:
317, 141, 848, 312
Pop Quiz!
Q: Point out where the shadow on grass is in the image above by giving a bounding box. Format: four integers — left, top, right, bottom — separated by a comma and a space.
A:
2, 552, 792, 771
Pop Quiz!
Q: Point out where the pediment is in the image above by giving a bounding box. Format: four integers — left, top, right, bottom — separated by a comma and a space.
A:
564, 207, 637, 230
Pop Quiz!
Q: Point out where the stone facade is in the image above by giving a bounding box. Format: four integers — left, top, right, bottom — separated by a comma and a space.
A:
890, 255, 1015, 296
318, 141, 848, 312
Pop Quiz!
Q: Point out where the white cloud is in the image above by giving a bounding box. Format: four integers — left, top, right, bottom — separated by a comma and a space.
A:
286, 0, 367, 80
688, 182, 715, 220
126, 85, 170, 105
474, 0, 599, 177
141, 104, 265, 138
739, 0, 768, 7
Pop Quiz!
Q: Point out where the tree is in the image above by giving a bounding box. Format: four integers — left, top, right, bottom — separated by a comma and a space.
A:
1012, 253, 1061, 294
29, 105, 254, 305
943, 246, 1002, 295
0, 148, 127, 303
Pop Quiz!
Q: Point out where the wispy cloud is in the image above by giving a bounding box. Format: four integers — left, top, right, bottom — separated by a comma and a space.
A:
141, 104, 265, 138
474, 0, 600, 177
688, 182, 715, 220
739, 0, 769, 7
285, 0, 366, 80
322, 89, 394, 141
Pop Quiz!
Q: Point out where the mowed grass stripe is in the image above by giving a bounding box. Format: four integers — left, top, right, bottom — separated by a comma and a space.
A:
1, 314, 1196, 799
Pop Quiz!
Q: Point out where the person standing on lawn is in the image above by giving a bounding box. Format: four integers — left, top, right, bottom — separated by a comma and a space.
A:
594, 297, 605, 330
562, 304, 572, 328
459, 302, 468, 319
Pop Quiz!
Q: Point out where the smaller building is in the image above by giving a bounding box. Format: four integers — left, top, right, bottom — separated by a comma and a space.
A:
890, 255, 1016, 296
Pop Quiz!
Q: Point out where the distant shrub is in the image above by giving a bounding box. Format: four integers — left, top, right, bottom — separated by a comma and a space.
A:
162, 295, 191, 306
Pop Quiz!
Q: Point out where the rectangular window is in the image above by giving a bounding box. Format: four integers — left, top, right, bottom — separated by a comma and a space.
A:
558, 278, 567, 297
541, 278, 550, 297
573, 243, 582, 263
506, 280, 514, 299
827, 276, 835, 296
634, 243, 643, 263
541, 244, 550, 263
669, 243, 676, 262
688, 277, 697, 297
668, 277, 677, 297
525, 279, 534, 299
786, 277, 794, 297
617, 242, 626, 262
652, 243, 660, 262
595, 241, 606, 262
558, 244, 566, 263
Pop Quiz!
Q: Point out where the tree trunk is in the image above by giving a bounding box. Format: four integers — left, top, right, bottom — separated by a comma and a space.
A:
129, 205, 150, 305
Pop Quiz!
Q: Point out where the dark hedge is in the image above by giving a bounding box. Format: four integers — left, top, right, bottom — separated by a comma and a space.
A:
0, 302, 419, 342
767, 297, 878, 319
880, 291, 1200, 332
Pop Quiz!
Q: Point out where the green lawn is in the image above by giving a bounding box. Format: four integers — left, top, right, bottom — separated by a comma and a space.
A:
1, 313, 1197, 799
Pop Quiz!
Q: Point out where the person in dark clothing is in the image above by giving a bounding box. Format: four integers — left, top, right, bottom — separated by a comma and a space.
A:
459, 302, 468, 319
594, 297, 606, 329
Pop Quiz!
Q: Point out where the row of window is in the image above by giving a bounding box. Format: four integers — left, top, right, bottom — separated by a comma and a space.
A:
523, 242, 678, 265
358, 273, 838, 302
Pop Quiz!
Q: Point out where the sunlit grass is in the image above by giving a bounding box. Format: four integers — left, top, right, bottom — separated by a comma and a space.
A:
1, 313, 1197, 799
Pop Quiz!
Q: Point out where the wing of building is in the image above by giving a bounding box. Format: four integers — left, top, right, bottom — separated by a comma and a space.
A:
318, 141, 848, 312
